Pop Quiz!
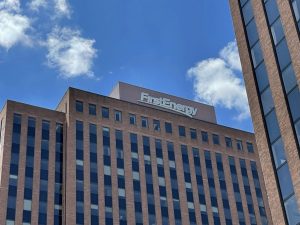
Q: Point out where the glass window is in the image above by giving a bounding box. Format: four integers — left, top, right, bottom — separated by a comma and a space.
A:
255, 62, 269, 93
212, 134, 220, 145
282, 64, 297, 93
246, 142, 254, 153
261, 87, 274, 115
102, 107, 109, 119
284, 194, 300, 225
225, 137, 232, 148
265, 109, 281, 143
236, 140, 243, 151
271, 18, 284, 46
296, 120, 300, 144
115, 110, 122, 122
190, 128, 197, 140
165, 122, 172, 134
265, 0, 280, 25
89, 104, 96, 116
251, 42, 264, 68
178, 126, 186, 137
76, 100, 83, 112
129, 114, 136, 125
271, 137, 286, 168
292, 0, 300, 22
246, 18, 259, 47
275, 39, 291, 71
278, 163, 294, 200
201, 131, 209, 143
141, 117, 148, 128
242, 0, 254, 25
288, 87, 300, 122
153, 120, 160, 131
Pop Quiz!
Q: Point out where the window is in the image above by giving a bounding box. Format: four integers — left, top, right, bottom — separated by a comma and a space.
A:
278, 163, 294, 200
242, 0, 254, 25
288, 87, 300, 122
265, 109, 281, 143
282, 64, 297, 93
165, 122, 172, 134
141, 117, 148, 128
246, 142, 254, 153
89, 104, 96, 116
115, 110, 122, 122
271, 18, 284, 46
255, 62, 269, 93
178, 126, 186, 137
201, 131, 208, 143
236, 140, 243, 151
275, 38, 291, 71
102, 107, 109, 119
284, 195, 300, 225
251, 42, 264, 68
153, 120, 160, 131
212, 134, 220, 145
265, 0, 280, 25
271, 138, 286, 169
225, 137, 232, 148
246, 18, 259, 47
76, 100, 83, 112
129, 114, 136, 125
190, 128, 197, 140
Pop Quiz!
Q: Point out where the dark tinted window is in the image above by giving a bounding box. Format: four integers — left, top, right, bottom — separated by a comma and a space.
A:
102, 107, 109, 118
288, 87, 300, 122
190, 128, 197, 140
251, 42, 264, 68
246, 18, 259, 47
277, 163, 294, 200
246, 142, 254, 153
212, 134, 220, 145
271, 138, 286, 168
255, 63, 269, 93
89, 104, 96, 115
282, 64, 297, 93
225, 137, 232, 148
165, 122, 172, 134
115, 110, 122, 122
201, 131, 208, 143
178, 126, 186, 137
265, 109, 281, 143
141, 117, 148, 128
242, 0, 254, 25
261, 87, 274, 115
275, 39, 291, 71
153, 120, 160, 131
265, 0, 280, 24
129, 114, 136, 125
76, 100, 83, 112
271, 18, 284, 45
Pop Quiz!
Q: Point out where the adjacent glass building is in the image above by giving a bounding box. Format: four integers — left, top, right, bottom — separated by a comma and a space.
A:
0, 82, 272, 225
229, 0, 300, 224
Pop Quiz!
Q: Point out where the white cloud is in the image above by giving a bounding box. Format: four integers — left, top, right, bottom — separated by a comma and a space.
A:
0, 10, 31, 49
0, 0, 20, 12
46, 27, 97, 78
54, 0, 70, 17
188, 41, 250, 121
28, 0, 47, 11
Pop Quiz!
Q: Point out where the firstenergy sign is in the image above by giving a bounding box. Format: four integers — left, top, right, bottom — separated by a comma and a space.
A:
138, 92, 197, 118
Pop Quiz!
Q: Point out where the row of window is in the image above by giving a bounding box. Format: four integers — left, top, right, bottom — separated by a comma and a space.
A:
76, 100, 254, 153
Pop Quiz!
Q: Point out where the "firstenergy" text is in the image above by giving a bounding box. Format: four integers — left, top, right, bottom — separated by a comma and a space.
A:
138, 92, 197, 118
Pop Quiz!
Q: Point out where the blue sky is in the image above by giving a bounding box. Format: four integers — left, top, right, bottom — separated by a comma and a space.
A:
0, 0, 254, 132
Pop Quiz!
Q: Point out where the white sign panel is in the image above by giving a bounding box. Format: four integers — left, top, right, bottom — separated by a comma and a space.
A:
138, 92, 198, 118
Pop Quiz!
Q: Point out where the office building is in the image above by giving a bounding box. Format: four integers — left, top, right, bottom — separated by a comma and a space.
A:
229, 0, 300, 224
0, 82, 272, 225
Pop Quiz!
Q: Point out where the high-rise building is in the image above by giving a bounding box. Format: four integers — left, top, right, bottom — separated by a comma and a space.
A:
229, 0, 300, 224
0, 82, 272, 225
